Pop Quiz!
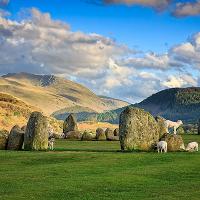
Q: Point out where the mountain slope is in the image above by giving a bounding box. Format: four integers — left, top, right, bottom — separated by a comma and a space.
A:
136, 87, 200, 122
99, 95, 129, 109
0, 73, 129, 115
0, 93, 39, 131
96, 87, 200, 124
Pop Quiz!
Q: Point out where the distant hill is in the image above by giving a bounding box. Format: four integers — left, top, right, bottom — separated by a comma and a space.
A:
99, 95, 130, 108
96, 87, 200, 124
52, 97, 130, 121
136, 87, 200, 123
0, 72, 129, 115
51, 105, 98, 121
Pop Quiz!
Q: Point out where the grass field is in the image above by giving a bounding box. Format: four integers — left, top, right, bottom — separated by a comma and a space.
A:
0, 134, 200, 200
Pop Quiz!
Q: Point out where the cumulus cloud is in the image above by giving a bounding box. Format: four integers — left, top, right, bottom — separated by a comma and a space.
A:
171, 33, 200, 68
87, 0, 170, 11
0, 8, 129, 76
173, 0, 200, 17
0, 8, 199, 103
87, 0, 200, 18
162, 75, 197, 88
103, 58, 134, 89
104, 0, 170, 11
119, 53, 174, 70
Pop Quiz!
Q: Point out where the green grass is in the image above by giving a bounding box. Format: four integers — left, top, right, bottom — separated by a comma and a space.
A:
0, 135, 200, 200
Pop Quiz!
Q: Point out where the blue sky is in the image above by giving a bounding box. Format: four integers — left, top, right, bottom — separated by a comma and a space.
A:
1, 0, 200, 102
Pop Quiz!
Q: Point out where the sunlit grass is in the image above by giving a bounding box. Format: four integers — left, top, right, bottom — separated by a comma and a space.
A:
0, 134, 199, 200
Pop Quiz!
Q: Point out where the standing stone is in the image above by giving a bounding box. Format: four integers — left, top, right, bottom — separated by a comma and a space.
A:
96, 128, 106, 141
48, 124, 54, 138
65, 131, 82, 140
0, 130, 9, 150
105, 128, 119, 141
119, 107, 159, 151
21, 125, 27, 132
160, 134, 185, 152
107, 135, 119, 141
155, 116, 167, 138
81, 131, 95, 141
24, 112, 49, 151
7, 125, 24, 150
63, 114, 78, 136
113, 128, 119, 136
105, 128, 114, 140
177, 126, 185, 135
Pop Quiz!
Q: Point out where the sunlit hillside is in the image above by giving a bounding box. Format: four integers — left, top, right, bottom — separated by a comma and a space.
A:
0, 73, 129, 116
0, 93, 39, 131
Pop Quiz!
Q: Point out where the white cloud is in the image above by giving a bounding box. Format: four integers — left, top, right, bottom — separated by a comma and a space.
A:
171, 33, 200, 68
120, 53, 173, 70
0, 8, 129, 76
173, 0, 200, 17
103, 0, 170, 11
0, 8, 200, 103
88, 0, 200, 18
103, 58, 134, 89
162, 75, 197, 88
139, 71, 157, 79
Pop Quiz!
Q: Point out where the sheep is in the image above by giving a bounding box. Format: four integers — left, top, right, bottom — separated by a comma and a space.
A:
157, 141, 167, 153
164, 120, 183, 135
48, 138, 55, 150
186, 142, 198, 152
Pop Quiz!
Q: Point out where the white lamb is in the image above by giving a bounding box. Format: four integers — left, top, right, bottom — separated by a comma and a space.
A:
157, 141, 167, 153
164, 120, 183, 135
186, 142, 198, 152
48, 138, 55, 150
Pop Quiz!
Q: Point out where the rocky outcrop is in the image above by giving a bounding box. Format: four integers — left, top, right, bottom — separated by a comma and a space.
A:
7, 125, 24, 150
65, 131, 82, 140
0, 130, 9, 150
160, 134, 185, 152
63, 114, 78, 136
96, 128, 106, 141
24, 112, 49, 150
119, 107, 160, 151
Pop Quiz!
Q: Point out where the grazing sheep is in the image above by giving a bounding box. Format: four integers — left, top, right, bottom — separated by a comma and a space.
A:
48, 138, 55, 150
157, 141, 167, 153
186, 142, 198, 152
164, 120, 183, 135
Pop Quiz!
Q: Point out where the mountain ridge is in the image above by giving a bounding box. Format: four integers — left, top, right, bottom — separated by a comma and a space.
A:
0, 72, 129, 115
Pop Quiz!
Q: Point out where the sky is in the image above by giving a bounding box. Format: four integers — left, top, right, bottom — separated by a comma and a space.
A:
0, 0, 200, 103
